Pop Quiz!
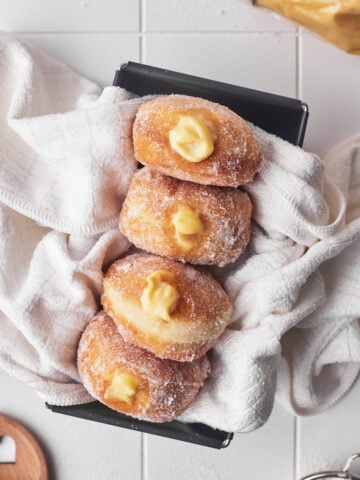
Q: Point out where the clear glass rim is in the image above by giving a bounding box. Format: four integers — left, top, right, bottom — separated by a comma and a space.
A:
300, 454, 360, 480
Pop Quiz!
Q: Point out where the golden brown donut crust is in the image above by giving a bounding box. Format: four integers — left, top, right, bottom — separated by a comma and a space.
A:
120, 168, 252, 267
101, 253, 232, 361
77, 311, 211, 422
133, 94, 262, 187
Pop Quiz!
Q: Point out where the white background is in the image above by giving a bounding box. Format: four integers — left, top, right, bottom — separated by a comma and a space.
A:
1, 1, 360, 479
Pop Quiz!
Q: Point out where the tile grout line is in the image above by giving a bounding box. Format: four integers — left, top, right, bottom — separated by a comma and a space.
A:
140, 0, 146, 63
294, 415, 300, 480
15, 30, 140, 35
295, 27, 300, 99
138, 0, 142, 62
141, 30, 297, 35
296, 27, 303, 100
140, 433, 144, 480
293, 415, 296, 480
298, 29, 303, 100
15, 30, 298, 36
143, 433, 149, 480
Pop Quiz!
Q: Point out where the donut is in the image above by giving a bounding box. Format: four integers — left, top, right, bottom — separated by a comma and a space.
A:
77, 311, 210, 422
132, 94, 262, 187
120, 168, 252, 266
101, 253, 232, 361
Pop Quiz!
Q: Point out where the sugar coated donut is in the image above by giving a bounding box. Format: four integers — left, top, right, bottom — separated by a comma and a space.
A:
101, 253, 232, 361
77, 311, 211, 422
120, 168, 252, 266
133, 94, 262, 187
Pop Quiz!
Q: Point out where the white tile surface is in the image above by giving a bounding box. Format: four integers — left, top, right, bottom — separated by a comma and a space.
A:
145, 0, 295, 32
1, 2, 360, 480
297, 378, 360, 479
301, 33, 360, 158
18, 33, 140, 87
146, 402, 295, 480
0, 0, 139, 32
144, 33, 297, 97
0, 370, 142, 480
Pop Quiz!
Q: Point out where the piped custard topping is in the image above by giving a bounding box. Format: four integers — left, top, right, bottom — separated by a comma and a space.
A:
172, 205, 204, 250
104, 370, 139, 405
169, 115, 215, 162
140, 270, 180, 321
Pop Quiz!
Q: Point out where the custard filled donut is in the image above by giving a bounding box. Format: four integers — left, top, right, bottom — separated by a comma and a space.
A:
133, 94, 262, 187
78, 311, 210, 422
101, 253, 232, 361
120, 168, 252, 267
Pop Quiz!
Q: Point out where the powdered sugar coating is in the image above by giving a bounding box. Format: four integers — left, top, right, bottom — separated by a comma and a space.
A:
120, 168, 252, 266
101, 253, 232, 361
133, 94, 262, 187
77, 311, 211, 422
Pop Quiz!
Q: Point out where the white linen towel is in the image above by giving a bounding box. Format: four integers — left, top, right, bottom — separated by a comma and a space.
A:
0, 32, 359, 433
180, 133, 360, 431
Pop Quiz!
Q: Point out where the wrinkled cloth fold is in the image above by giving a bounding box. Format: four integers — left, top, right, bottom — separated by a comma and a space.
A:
180, 133, 360, 431
0, 32, 359, 432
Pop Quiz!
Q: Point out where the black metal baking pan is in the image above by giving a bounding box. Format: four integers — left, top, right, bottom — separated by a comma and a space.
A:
114, 62, 308, 146
47, 402, 233, 449
48, 62, 308, 449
